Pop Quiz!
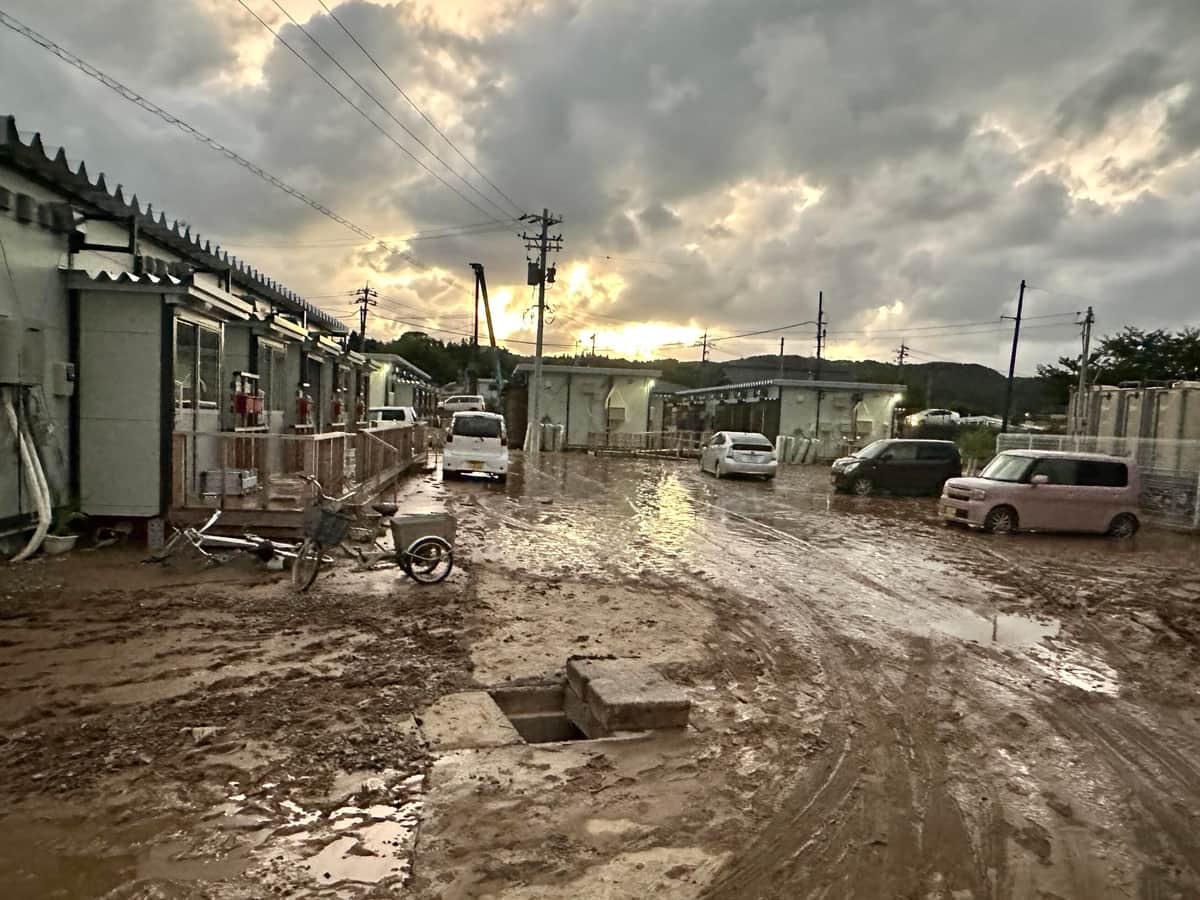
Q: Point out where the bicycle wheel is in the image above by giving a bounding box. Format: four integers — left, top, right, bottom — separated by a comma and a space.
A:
402, 536, 453, 584
292, 538, 324, 591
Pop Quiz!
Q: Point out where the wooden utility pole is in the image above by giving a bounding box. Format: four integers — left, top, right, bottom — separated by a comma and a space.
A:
590, 333, 596, 356
778, 337, 785, 379
354, 283, 378, 351
814, 290, 827, 453
895, 342, 908, 372
701, 331, 709, 364
1001, 279, 1026, 433
519, 209, 564, 451
1074, 306, 1095, 434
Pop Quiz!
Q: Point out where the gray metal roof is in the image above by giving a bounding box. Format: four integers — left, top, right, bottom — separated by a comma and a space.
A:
513, 364, 663, 378
365, 353, 433, 383
675, 378, 906, 397
0, 114, 347, 335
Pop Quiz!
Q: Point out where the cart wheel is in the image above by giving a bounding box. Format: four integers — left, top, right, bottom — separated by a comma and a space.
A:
292, 538, 323, 591
403, 536, 453, 584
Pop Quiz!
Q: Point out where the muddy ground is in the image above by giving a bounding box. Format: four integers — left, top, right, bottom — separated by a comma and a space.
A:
2, 454, 1200, 898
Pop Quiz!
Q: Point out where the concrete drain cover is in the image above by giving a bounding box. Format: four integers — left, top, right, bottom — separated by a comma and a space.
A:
421, 660, 690, 751
490, 683, 588, 744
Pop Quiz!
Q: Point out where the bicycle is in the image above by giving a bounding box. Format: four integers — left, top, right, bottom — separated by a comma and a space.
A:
292, 476, 360, 591
150, 509, 324, 567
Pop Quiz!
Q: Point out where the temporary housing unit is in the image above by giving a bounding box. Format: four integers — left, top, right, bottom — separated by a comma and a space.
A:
0, 115, 413, 548
365, 353, 436, 415
670, 379, 906, 461
511, 364, 662, 449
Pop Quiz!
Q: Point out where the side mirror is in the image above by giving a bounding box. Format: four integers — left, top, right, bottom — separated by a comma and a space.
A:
1030, 474, 1049, 485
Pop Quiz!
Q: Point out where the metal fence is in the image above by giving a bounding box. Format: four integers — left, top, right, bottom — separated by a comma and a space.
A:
996, 433, 1200, 529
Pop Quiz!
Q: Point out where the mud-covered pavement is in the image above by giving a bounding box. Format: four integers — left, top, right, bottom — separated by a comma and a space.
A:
3, 454, 1200, 898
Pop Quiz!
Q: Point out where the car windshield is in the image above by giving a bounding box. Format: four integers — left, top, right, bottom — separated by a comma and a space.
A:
855, 440, 890, 459
980, 453, 1034, 482
453, 416, 502, 438
379, 410, 406, 420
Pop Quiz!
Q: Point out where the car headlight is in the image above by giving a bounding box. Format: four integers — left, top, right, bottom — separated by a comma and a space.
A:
843, 460, 861, 472
971, 489, 988, 501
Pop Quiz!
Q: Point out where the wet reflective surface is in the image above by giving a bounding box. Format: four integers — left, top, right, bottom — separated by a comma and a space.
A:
2, 451, 1200, 898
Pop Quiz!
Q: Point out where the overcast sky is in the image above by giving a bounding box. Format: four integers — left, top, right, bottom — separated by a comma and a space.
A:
3, 0, 1199, 373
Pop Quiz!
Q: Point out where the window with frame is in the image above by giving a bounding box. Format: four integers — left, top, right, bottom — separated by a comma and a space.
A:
175, 321, 220, 413
1077, 460, 1128, 487
885, 443, 918, 460
1030, 458, 1079, 485
257, 344, 287, 413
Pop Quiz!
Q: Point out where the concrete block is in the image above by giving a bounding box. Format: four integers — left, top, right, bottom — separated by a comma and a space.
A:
566, 658, 690, 732
419, 691, 522, 751
563, 683, 610, 739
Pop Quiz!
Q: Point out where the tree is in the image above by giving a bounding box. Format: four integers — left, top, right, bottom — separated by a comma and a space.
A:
1037, 326, 1200, 404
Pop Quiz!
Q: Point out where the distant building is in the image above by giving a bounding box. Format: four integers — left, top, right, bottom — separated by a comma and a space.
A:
510, 364, 662, 448
365, 353, 435, 415
669, 379, 906, 460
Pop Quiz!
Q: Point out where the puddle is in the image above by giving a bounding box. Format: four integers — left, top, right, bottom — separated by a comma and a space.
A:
933, 611, 1060, 647
932, 610, 1120, 695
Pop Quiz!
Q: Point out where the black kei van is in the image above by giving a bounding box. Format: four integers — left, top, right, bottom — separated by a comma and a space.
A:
830, 439, 962, 496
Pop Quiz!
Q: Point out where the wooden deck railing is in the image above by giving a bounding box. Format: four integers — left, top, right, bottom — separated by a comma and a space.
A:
171, 424, 423, 513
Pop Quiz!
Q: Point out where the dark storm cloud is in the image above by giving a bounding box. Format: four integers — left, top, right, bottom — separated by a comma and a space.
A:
1055, 50, 1173, 139
638, 203, 681, 231
3, 0, 1200, 370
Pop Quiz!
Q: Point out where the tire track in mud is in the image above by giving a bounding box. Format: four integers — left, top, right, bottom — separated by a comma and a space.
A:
456, 458, 1198, 897
478, 459, 1004, 897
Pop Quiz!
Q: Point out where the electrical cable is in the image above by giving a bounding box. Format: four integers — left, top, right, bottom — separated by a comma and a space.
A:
265, 0, 516, 223
231, 0, 511, 225
314, 0, 526, 218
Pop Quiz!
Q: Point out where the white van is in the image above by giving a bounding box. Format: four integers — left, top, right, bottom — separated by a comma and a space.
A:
443, 411, 508, 482
369, 406, 419, 426
440, 395, 486, 414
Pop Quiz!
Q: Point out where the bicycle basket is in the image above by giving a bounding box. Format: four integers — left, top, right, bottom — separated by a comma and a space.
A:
303, 504, 353, 545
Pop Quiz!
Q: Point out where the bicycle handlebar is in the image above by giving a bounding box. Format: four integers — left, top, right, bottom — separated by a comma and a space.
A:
300, 473, 359, 504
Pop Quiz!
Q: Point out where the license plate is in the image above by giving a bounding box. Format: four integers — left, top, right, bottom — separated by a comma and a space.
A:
468, 460, 483, 470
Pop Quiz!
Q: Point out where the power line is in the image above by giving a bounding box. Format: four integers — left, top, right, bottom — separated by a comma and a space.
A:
314, 0, 525, 218
232, 0, 513, 225
222, 219, 516, 249
266, 0, 515, 223
0, 10, 384, 245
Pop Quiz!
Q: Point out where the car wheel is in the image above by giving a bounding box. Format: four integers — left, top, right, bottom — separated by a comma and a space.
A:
1108, 512, 1138, 539
983, 505, 1018, 534
851, 477, 873, 496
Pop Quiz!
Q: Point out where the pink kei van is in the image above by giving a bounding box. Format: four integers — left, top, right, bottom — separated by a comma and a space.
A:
940, 450, 1140, 538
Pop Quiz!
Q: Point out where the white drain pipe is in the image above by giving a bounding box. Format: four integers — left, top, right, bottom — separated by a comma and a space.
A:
4, 386, 51, 561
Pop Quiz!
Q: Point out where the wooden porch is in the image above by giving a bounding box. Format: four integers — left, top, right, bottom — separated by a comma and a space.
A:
170, 425, 426, 534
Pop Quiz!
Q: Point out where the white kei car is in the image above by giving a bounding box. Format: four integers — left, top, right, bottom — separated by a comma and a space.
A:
443, 411, 508, 482
699, 431, 778, 480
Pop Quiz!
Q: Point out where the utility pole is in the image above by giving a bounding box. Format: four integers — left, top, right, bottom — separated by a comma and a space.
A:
519, 209, 564, 452
814, 290, 825, 381
814, 290, 827, 455
895, 342, 908, 372
778, 337, 785, 379
1001, 278, 1026, 433
590, 333, 596, 357
701, 331, 709, 364
354, 283, 378, 351
1074, 306, 1095, 435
